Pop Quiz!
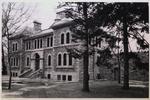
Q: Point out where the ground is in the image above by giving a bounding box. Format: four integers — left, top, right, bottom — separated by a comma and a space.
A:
2, 75, 149, 98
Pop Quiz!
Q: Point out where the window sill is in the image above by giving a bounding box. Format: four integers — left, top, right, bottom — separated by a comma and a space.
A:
45, 67, 52, 69
56, 66, 74, 69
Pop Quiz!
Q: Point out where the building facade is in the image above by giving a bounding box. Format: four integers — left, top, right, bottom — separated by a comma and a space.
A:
8, 6, 104, 82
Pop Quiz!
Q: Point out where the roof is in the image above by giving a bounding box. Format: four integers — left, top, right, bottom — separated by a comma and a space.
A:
50, 18, 73, 29
24, 28, 53, 40
10, 27, 54, 40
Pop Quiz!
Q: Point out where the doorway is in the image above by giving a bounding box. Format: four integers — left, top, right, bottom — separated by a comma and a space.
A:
35, 53, 40, 70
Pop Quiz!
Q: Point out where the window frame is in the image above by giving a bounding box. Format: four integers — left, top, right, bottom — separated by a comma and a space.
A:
26, 56, 30, 67
58, 53, 62, 66
61, 33, 64, 44
66, 32, 70, 44
48, 54, 51, 66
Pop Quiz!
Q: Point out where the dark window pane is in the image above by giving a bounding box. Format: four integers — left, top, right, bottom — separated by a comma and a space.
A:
16, 73, 18, 77
16, 57, 18, 66
48, 55, 51, 66
40, 39, 42, 48
27, 57, 29, 66
13, 44, 15, 51
34, 40, 37, 49
50, 36, 53, 47
63, 53, 67, 65
69, 54, 72, 65
57, 75, 61, 80
66, 32, 70, 44
47, 74, 51, 79
29, 41, 31, 49
68, 75, 72, 81
13, 58, 15, 66
62, 75, 66, 81
37, 39, 40, 48
16, 43, 17, 51
26, 42, 28, 50
47, 38, 49, 47
58, 54, 61, 66
61, 34, 64, 44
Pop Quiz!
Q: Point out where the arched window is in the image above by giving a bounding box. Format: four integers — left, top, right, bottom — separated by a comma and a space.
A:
48, 55, 51, 66
40, 39, 42, 48
63, 53, 67, 66
50, 36, 53, 47
26, 57, 30, 66
13, 57, 15, 66
47, 37, 50, 47
16, 57, 19, 66
34, 40, 37, 49
66, 32, 70, 44
61, 33, 64, 44
69, 54, 72, 65
37, 39, 40, 48
58, 54, 62, 66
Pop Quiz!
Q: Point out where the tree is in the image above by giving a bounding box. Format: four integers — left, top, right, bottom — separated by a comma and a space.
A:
64, 2, 120, 91
2, 2, 35, 89
94, 2, 149, 89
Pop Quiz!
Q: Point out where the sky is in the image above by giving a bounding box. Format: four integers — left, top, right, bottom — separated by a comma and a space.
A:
24, 2, 58, 30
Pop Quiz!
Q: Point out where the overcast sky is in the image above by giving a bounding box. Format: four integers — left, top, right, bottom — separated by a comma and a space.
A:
25, 2, 58, 30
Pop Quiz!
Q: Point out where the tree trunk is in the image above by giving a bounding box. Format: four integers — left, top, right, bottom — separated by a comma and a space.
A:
82, 3, 89, 92
117, 35, 121, 84
122, 5, 129, 89
7, 32, 12, 90
2, 44, 7, 75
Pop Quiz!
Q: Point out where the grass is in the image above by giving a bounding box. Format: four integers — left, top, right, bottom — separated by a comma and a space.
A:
2, 80, 148, 98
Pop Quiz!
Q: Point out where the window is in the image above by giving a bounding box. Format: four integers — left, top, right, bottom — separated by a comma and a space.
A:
62, 75, 66, 81
47, 36, 53, 47
68, 75, 72, 81
58, 54, 62, 66
29, 41, 31, 49
61, 34, 64, 44
16, 73, 18, 77
50, 36, 53, 47
13, 72, 15, 77
40, 39, 42, 48
69, 54, 72, 65
57, 75, 61, 80
16, 57, 18, 66
47, 74, 51, 79
26, 57, 30, 66
12, 44, 15, 51
12, 43, 18, 51
26, 41, 31, 50
47, 37, 50, 47
13, 57, 15, 66
34, 40, 37, 49
15, 43, 18, 51
26, 42, 28, 50
11, 58, 13, 66
97, 74, 101, 79
66, 32, 70, 44
37, 39, 40, 48
63, 53, 67, 66
48, 55, 51, 66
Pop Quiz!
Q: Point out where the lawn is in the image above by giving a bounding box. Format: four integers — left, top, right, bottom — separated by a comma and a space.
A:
2, 79, 149, 98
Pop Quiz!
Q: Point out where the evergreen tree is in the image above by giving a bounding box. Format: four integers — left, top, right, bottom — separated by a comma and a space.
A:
94, 2, 149, 89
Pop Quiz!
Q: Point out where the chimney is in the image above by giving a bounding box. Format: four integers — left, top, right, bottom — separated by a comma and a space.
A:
33, 21, 42, 32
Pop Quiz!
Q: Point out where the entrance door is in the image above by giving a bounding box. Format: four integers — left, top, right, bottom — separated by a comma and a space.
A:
35, 53, 40, 70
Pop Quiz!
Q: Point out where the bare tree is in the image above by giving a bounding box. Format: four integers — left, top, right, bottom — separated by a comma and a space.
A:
2, 2, 36, 89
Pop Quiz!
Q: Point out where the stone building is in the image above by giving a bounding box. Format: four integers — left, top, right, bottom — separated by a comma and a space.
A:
8, 6, 106, 82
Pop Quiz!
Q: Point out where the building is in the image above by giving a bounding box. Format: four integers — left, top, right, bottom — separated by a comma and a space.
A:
8, 5, 148, 82
8, 6, 105, 82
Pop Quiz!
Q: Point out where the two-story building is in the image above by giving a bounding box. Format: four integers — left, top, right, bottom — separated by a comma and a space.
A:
9, 6, 106, 82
